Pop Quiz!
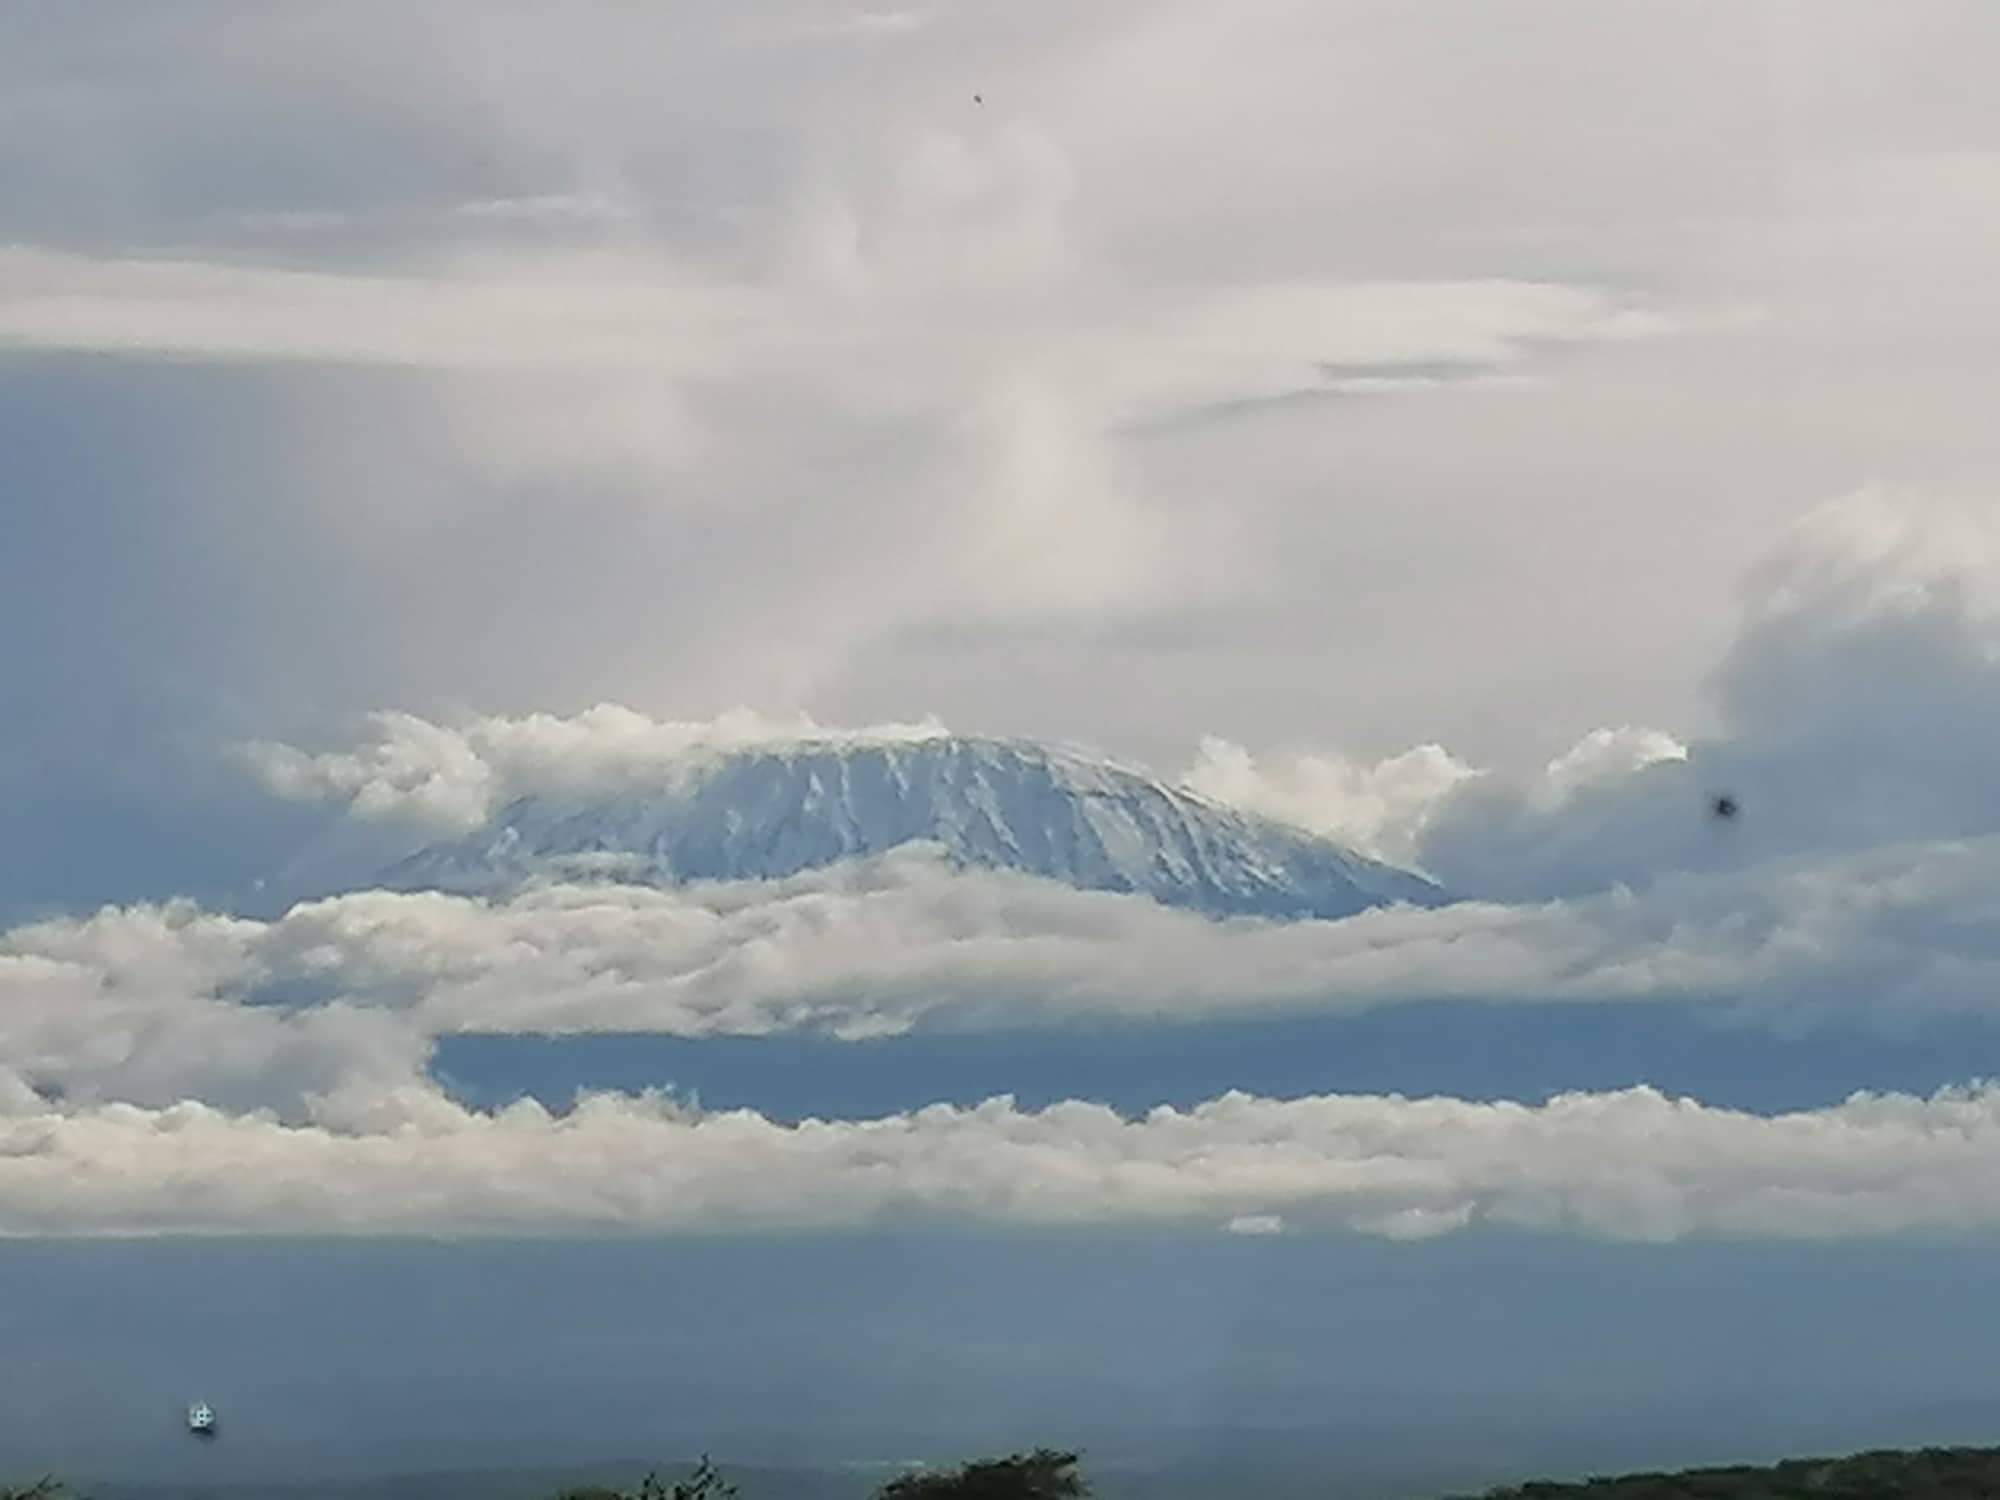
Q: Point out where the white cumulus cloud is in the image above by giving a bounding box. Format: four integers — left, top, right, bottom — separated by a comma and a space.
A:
6, 1082, 2000, 1241
1182, 737, 1478, 868
7, 829, 2000, 1129
243, 705, 952, 834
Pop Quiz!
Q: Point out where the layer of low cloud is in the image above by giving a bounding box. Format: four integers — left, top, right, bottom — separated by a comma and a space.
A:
9, 823, 2000, 1129
6, 1081, 2000, 1242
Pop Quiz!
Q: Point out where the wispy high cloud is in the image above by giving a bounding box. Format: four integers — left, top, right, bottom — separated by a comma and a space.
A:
0, 245, 1666, 422
737, 7, 935, 45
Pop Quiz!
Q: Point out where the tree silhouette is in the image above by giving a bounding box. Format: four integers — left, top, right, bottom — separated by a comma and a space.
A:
646, 1457, 738, 1500
556, 1457, 736, 1500
875, 1449, 1089, 1500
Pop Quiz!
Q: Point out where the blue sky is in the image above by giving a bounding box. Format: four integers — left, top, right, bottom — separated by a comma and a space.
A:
8, 1, 2000, 1489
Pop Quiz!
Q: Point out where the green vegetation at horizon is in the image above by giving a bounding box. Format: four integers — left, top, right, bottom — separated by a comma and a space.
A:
1461, 1445, 2000, 1499
16, 1442, 2000, 1499
562, 1452, 1087, 1500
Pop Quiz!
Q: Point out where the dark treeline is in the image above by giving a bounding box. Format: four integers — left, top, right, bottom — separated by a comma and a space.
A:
2, 1451, 1089, 1500
17, 1443, 2000, 1500
549, 1451, 1084, 1500
1460, 1446, 2000, 1499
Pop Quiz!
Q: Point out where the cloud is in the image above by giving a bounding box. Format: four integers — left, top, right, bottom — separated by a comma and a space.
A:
244, 711, 503, 832
12, 481, 1987, 1229
9, 825, 1999, 1243
188, 488, 2000, 1087
0, 219, 1671, 699
1542, 727, 1689, 801
8, 823, 2000, 1123
1224, 1213, 1286, 1236
197, 835, 2000, 1038
0, 0, 1839, 797
13, 2, 2000, 1251
242, 706, 953, 834
1182, 737, 1478, 868
0, 245, 1667, 425
1155, 489, 2000, 905
8, 2, 2000, 750
8, 1080, 2000, 1241
0, 909, 428, 1121
0, 246, 765, 372
1714, 490, 2000, 753
742, 8, 935, 45
1407, 490, 2000, 901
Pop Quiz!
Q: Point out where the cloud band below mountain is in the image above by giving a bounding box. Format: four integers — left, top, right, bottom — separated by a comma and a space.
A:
4, 1081, 1999, 1241
9, 829, 2000, 1121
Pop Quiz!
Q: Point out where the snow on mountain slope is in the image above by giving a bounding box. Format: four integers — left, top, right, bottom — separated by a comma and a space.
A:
377, 736, 1445, 920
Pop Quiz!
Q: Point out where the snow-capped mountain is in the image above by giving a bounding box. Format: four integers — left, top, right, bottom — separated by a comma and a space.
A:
378, 736, 1444, 919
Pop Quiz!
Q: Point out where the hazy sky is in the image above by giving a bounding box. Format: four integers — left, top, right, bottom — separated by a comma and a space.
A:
8, 1, 2000, 1488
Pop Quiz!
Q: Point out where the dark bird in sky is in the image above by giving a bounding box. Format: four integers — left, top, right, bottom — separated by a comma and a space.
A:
1711, 793, 1739, 821
972, 93, 983, 105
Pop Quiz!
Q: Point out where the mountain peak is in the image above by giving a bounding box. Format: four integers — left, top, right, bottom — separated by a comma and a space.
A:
379, 734, 1444, 920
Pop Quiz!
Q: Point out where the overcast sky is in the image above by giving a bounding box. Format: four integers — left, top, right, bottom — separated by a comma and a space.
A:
10, 0, 2000, 780
8, 0, 2000, 1486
